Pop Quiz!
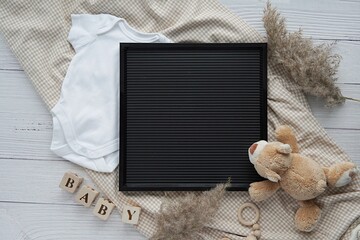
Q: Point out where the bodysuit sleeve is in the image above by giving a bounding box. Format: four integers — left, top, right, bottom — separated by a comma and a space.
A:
67, 14, 100, 52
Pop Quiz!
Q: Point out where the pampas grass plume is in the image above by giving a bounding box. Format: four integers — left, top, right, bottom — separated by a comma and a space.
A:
264, 2, 346, 106
151, 180, 231, 240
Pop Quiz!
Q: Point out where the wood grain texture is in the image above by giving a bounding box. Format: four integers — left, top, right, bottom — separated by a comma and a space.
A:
318, 41, 360, 84
0, 70, 58, 161
0, 0, 359, 239
0, 159, 88, 204
326, 128, 360, 161
308, 84, 360, 129
220, 0, 360, 40
0, 202, 146, 240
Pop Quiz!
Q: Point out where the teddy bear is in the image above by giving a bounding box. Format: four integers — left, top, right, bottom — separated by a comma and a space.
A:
248, 125, 358, 232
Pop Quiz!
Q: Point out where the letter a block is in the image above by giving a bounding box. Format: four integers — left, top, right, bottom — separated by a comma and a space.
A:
59, 172, 83, 193
75, 185, 99, 207
93, 198, 115, 220
122, 205, 141, 224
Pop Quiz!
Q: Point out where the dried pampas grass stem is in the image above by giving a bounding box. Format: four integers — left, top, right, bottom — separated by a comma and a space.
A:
151, 180, 231, 240
263, 2, 360, 106
344, 97, 360, 103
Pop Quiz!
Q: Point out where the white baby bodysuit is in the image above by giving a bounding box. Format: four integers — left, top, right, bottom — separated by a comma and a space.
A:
51, 14, 171, 172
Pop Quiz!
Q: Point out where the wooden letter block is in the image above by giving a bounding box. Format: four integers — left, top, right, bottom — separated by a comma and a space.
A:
122, 205, 141, 224
59, 172, 83, 193
75, 185, 99, 207
93, 198, 115, 220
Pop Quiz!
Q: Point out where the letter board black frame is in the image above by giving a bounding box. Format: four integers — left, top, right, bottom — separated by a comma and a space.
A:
120, 43, 267, 191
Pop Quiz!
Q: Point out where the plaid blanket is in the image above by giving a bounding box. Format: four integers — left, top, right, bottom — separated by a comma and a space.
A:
0, 0, 359, 239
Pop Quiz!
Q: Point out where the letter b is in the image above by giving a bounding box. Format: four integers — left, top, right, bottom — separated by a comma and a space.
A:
59, 172, 83, 193
65, 178, 75, 188
98, 204, 108, 215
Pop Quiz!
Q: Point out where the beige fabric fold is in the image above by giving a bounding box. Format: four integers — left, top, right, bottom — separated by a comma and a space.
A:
0, 0, 359, 239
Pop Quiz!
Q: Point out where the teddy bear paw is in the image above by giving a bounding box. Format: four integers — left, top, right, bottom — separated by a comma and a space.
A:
294, 203, 321, 232
275, 125, 293, 138
325, 162, 358, 188
335, 166, 359, 187
249, 181, 280, 202
279, 144, 292, 154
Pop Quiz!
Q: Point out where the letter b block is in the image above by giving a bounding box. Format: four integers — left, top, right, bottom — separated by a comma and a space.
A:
59, 172, 83, 193
93, 198, 115, 220
75, 185, 99, 207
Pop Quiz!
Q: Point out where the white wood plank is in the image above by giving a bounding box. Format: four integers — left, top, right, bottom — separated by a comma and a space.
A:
307, 83, 360, 129
328, 41, 360, 84
325, 128, 360, 163
0, 70, 47, 114
0, 158, 91, 204
0, 202, 146, 240
0, 70, 59, 160
220, 0, 360, 40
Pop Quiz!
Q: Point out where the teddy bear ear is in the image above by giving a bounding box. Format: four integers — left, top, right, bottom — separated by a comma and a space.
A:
276, 144, 292, 154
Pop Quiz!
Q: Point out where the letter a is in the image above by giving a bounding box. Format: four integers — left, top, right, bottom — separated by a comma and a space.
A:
79, 193, 89, 203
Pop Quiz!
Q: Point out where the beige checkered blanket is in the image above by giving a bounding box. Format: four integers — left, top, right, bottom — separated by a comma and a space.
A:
1, 0, 359, 239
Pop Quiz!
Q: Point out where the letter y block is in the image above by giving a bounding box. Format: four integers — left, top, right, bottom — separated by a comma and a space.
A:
122, 205, 141, 224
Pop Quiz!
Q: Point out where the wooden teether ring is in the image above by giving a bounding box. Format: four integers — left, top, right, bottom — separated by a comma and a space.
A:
237, 203, 260, 226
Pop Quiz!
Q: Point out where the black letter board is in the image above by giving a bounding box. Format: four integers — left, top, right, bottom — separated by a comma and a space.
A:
120, 43, 267, 191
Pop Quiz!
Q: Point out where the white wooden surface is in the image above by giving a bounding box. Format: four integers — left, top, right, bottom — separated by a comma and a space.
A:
0, 0, 359, 239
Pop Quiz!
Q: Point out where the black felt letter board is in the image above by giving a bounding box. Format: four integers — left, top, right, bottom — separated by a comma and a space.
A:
120, 43, 267, 191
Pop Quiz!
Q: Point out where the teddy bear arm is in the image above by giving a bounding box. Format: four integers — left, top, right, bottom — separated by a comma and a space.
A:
275, 125, 299, 153
255, 162, 281, 182
249, 180, 280, 202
